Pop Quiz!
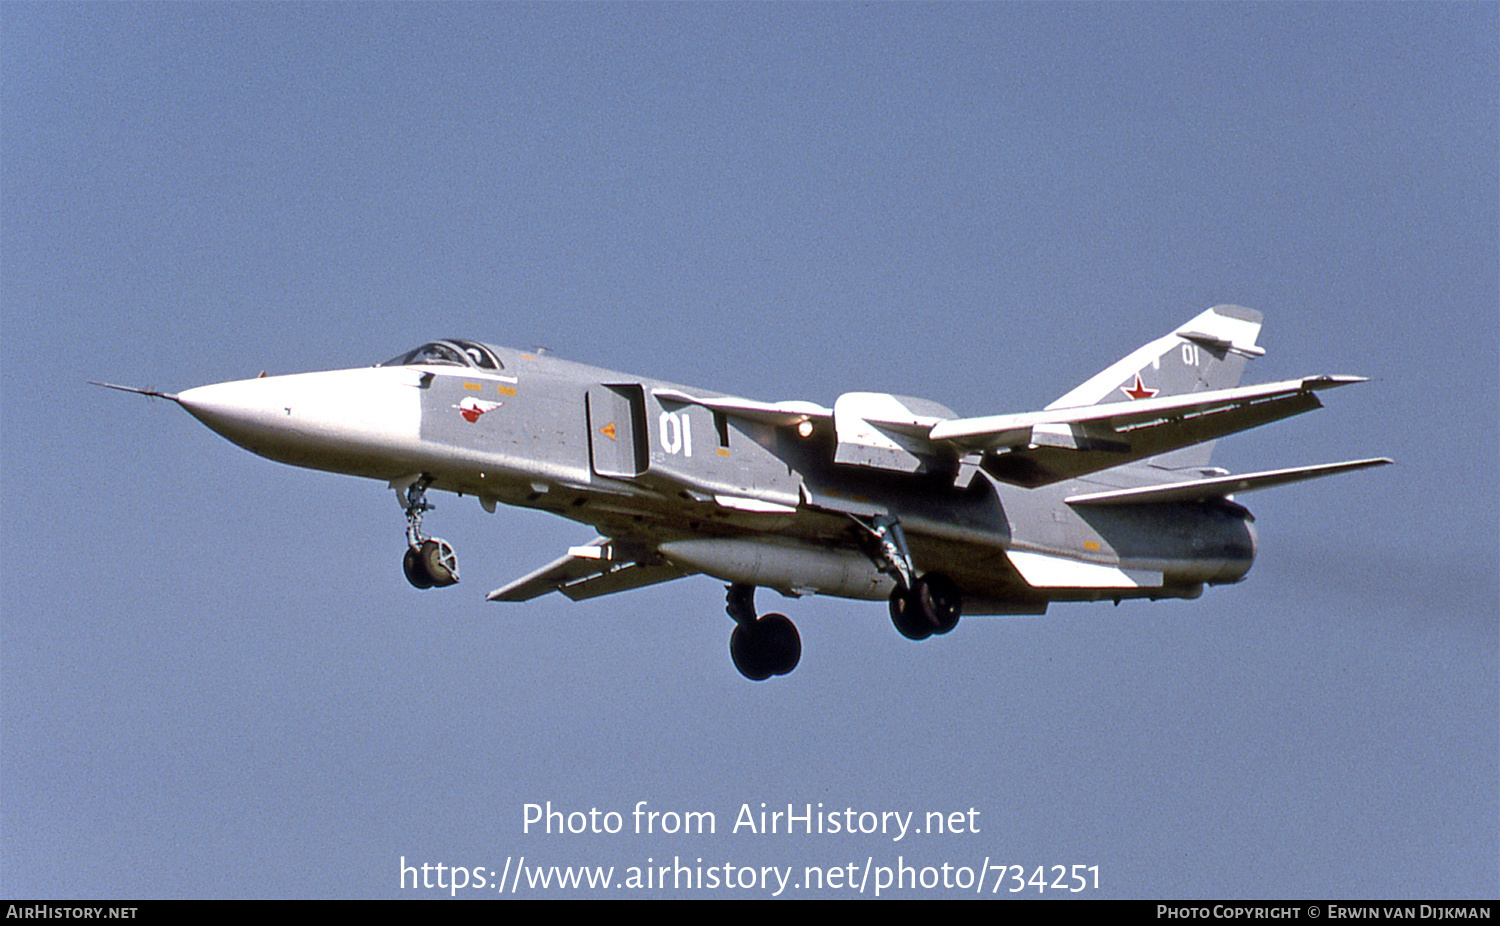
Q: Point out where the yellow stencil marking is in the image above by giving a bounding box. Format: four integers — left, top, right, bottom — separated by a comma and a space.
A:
463, 382, 483, 391
716, 448, 730, 457
1084, 540, 1100, 551
498, 385, 516, 396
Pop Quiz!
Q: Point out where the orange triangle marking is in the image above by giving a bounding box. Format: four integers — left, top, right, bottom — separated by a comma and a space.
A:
601, 422, 617, 440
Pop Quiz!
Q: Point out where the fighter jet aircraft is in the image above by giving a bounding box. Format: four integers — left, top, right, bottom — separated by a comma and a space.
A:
97, 306, 1389, 680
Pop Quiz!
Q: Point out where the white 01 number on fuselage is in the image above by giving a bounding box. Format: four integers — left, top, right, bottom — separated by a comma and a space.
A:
660, 410, 692, 456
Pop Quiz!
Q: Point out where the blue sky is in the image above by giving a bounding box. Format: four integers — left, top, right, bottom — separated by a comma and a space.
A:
3, 3, 1495, 898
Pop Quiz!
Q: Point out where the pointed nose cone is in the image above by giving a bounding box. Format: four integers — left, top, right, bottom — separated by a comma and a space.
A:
177, 379, 290, 447
175, 369, 423, 477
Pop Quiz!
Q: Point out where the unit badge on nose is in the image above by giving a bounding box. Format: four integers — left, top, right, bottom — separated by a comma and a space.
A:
455, 397, 502, 422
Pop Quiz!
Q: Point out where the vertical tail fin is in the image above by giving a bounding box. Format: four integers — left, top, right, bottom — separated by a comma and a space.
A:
1046, 305, 1265, 468
1047, 305, 1264, 409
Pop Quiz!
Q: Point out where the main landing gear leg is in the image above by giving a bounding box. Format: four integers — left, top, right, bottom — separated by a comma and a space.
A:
725, 584, 800, 681
852, 514, 962, 641
398, 475, 459, 589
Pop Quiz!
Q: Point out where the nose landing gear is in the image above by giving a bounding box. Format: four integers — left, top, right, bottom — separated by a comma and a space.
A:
397, 476, 459, 589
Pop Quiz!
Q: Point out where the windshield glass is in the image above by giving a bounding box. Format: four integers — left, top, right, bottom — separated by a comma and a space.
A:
379, 340, 504, 371
379, 342, 469, 367
450, 340, 501, 370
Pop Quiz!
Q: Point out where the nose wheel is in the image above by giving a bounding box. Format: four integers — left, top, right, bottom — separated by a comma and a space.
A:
403, 539, 459, 589
397, 475, 459, 589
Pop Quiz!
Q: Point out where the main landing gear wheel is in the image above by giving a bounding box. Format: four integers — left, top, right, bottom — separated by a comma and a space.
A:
889, 572, 962, 641
730, 614, 801, 681
850, 513, 960, 640
725, 584, 801, 680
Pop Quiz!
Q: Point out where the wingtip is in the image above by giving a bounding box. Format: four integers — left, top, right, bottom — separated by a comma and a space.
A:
1307, 374, 1370, 388
1331, 456, 1396, 472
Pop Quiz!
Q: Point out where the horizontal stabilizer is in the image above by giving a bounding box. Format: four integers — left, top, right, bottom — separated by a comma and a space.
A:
487, 537, 691, 602
1005, 550, 1162, 589
1065, 457, 1394, 506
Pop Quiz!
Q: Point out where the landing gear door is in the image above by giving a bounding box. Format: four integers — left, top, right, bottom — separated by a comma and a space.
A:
587, 384, 648, 479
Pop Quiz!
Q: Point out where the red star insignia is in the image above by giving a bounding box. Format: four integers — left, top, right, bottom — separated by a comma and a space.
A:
1121, 374, 1158, 400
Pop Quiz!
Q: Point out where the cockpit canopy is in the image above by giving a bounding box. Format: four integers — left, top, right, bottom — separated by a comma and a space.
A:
379, 339, 503, 371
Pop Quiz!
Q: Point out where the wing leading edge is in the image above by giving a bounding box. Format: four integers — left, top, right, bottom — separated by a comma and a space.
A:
657, 374, 1369, 488
486, 537, 691, 602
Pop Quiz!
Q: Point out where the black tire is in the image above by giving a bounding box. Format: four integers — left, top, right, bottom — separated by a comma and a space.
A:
730, 621, 774, 681
916, 573, 962, 635
759, 613, 802, 676
889, 588, 932, 641
403, 546, 434, 589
